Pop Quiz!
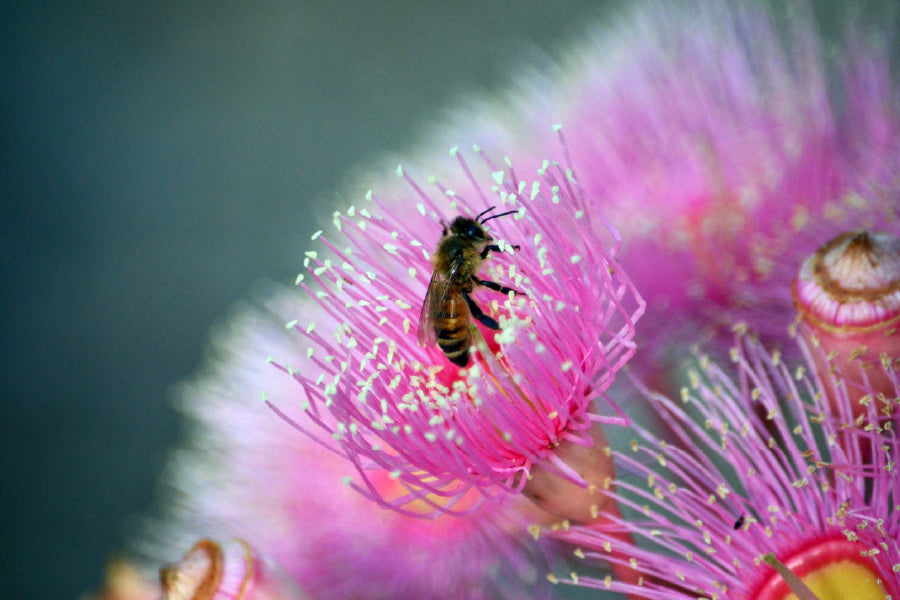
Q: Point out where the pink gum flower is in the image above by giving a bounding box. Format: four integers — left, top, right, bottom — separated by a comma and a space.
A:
268, 148, 644, 516
483, 2, 900, 376
551, 333, 899, 598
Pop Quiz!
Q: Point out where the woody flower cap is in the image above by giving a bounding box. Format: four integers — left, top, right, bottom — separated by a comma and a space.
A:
267, 143, 645, 516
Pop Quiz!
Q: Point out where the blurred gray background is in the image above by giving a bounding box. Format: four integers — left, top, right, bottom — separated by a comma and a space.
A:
1, 2, 613, 598
1, 2, 894, 599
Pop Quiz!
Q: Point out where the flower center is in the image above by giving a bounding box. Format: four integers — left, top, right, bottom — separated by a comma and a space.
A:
753, 538, 894, 600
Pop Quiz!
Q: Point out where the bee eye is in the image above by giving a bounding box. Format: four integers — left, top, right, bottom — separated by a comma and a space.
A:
466, 226, 482, 238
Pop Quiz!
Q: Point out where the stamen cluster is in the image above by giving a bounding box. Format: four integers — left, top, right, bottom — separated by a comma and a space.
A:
268, 148, 644, 515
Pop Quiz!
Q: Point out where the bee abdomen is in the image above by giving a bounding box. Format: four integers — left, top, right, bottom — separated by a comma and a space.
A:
436, 322, 471, 366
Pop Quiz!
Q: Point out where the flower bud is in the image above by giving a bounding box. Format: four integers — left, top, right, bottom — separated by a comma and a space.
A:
160, 539, 306, 600
792, 230, 900, 422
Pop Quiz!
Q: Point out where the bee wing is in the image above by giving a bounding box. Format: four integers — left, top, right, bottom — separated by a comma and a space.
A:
417, 267, 454, 347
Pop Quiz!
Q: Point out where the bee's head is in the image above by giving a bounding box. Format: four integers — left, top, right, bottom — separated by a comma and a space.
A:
449, 216, 490, 241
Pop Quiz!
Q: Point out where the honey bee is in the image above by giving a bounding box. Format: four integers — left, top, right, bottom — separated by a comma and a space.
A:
417, 206, 522, 366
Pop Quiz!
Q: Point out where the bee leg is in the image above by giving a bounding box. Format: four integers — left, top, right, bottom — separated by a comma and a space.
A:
463, 291, 499, 330
480, 243, 520, 258
475, 278, 524, 297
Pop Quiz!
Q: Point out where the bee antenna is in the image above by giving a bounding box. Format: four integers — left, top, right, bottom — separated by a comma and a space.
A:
474, 206, 497, 222
480, 209, 517, 224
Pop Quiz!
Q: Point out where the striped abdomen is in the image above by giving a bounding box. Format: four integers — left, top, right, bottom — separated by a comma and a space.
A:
434, 293, 472, 366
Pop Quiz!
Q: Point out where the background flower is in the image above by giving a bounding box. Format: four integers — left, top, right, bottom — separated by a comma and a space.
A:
135, 289, 560, 600
546, 2, 900, 374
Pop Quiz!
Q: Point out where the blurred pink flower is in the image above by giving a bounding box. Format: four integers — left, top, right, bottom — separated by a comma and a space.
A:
267, 148, 644, 516
552, 333, 900, 598
549, 3, 900, 371
136, 292, 561, 600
